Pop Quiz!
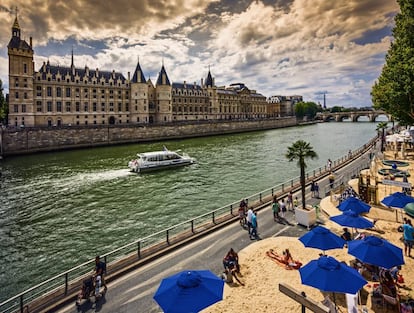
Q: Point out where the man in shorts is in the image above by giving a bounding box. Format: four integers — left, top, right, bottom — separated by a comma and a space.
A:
95, 256, 108, 291
403, 220, 414, 257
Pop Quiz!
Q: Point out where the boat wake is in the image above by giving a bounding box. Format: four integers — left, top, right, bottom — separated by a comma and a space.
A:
74, 168, 134, 184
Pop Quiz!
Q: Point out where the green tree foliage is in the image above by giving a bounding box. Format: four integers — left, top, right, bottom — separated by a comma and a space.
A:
330, 106, 343, 113
294, 101, 321, 120
371, 0, 414, 124
285, 140, 318, 209
376, 121, 388, 152
0, 79, 7, 124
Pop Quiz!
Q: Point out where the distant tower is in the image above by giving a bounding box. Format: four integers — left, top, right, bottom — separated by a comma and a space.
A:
130, 58, 149, 123
203, 67, 218, 119
8, 12, 35, 127
323, 92, 327, 109
155, 62, 172, 123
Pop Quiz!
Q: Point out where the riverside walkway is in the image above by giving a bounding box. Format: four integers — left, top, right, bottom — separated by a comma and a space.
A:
1, 139, 378, 313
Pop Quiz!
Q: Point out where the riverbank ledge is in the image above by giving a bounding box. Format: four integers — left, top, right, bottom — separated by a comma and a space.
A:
0, 117, 298, 157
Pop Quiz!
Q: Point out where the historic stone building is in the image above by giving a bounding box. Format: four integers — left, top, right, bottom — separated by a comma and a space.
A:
267, 95, 303, 117
7, 16, 272, 128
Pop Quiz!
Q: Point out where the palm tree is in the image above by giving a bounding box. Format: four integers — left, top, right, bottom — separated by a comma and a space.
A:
285, 140, 318, 209
376, 121, 388, 152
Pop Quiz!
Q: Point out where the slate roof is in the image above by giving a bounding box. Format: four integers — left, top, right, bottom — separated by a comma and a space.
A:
8, 37, 33, 51
131, 61, 146, 83
172, 82, 203, 91
37, 62, 126, 82
156, 65, 171, 86
205, 70, 213, 87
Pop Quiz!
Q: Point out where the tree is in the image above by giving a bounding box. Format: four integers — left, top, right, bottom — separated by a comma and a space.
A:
330, 106, 343, 113
0, 79, 6, 124
294, 101, 321, 120
371, 0, 414, 124
285, 140, 318, 209
376, 121, 388, 152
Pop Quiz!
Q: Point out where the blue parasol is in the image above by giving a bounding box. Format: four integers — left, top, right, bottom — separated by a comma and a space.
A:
299, 255, 367, 294
337, 197, 371, 214
153, 270, 224, 313
381, 192, 414, 208
382, 192, 414, 222
298, 226, 346, 253
348, 235, 404, 269
330, 210, 374, 229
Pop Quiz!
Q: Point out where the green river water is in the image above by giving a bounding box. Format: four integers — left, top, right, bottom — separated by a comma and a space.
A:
0, 120, 384, 301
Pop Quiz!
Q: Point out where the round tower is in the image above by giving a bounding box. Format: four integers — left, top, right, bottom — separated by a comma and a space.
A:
7, 15, 35, 127
155, 64, 172, 123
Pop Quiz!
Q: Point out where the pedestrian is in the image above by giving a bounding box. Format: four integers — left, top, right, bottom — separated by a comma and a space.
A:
314, 182, 320, 198
403, 219, 414, 257
280, 199, 287, 219
310, 180, 315, 198
246, 208, 253, 235
327, 159, 332, 171
94, 256, 107, 292
272, 196, 280, 222
293, 196, 298, 210
250, 211, 258, 239
287, 191, 293, 211
329, 172, 335, 189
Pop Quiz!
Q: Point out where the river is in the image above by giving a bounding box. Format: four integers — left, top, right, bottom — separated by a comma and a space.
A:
0, 119, 384, 301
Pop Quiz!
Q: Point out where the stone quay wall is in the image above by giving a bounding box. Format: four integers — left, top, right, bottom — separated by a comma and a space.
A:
0, 117, 297, 157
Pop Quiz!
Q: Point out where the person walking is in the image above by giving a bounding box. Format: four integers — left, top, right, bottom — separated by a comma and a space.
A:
403, 219, 414, 257
327, 159, 332, 171
329, 172, 335, 189
272, 197, 280, 222
94, 256, 107, 292
314, 182, 320, 198
293, 196, 298, 210
280, 199, 287, 219
310, 181, 315, 198
250, 211, 258, 240
287, 191, 293, 211
246, 208, 253, 235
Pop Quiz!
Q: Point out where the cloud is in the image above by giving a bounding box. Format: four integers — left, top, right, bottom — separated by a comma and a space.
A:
0, 0, 400, 107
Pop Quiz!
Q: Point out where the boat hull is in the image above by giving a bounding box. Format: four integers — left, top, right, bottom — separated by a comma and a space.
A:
129, 159, 195, 173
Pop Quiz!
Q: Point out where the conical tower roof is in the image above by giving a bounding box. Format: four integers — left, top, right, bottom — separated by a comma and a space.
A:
12, 16, 20, 30
205, 69, 213, 87
156, 64, 171, 86
131, 60, 146, 83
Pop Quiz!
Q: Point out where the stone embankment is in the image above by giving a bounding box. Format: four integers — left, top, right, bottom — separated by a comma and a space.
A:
0, 117, 298, 157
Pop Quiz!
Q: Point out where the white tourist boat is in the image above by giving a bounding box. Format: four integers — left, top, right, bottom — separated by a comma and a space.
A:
128, 147, 196, 173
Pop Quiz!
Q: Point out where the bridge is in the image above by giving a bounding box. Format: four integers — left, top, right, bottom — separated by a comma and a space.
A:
315, 110, 392, 122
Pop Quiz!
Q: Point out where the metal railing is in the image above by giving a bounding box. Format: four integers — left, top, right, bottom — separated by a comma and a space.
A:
0, 135, 379, 313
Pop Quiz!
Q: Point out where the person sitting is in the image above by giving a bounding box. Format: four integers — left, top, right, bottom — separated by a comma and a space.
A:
76, 276, 94, 305
380, 270, 397, 297
223, 248, 240, 273
341, 228, 352, 241
221, 261, 244, 286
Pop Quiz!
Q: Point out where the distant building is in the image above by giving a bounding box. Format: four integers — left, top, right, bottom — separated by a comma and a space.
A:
267, 95, 303, 117
7, 16, 271, 128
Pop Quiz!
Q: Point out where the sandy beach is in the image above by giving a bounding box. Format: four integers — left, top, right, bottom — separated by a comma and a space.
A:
202, 150, 414, 313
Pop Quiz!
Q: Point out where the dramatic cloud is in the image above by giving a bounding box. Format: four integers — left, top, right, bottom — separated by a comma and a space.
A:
0, 0, 399, 107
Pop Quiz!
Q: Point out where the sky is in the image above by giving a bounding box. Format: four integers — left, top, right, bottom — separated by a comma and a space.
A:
0, 0, 399, 108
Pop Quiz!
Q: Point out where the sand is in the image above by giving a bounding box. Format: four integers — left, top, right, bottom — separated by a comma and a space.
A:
202, 150, 414, 313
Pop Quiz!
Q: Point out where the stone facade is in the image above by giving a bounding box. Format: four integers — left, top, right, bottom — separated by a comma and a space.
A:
7, 16, 275, 129
0, 117, 297, 156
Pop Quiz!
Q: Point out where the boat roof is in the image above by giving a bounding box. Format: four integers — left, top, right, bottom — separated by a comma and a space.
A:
137, 150, 180, 157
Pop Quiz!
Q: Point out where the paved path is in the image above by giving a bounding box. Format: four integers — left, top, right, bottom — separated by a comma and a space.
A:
56, 151, 373, 313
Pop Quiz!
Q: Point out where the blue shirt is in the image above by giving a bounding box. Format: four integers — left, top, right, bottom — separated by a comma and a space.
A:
403, 224, 414, 241
251, 214, 257, 228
